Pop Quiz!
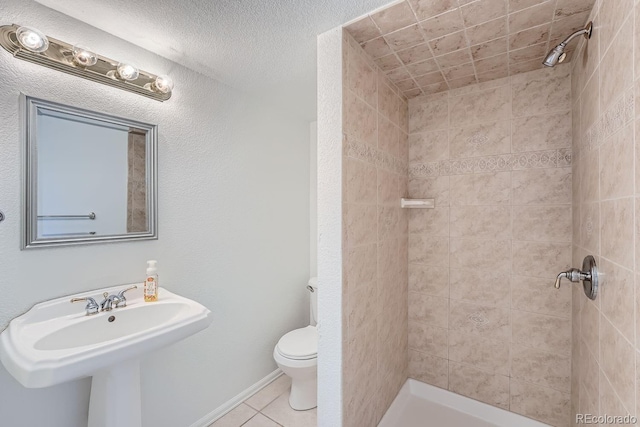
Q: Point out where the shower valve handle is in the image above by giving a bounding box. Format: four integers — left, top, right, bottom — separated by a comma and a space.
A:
553, 255, 598, 300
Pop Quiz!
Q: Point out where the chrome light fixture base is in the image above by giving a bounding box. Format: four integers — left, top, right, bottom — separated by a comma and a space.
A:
0, 24, 172, 102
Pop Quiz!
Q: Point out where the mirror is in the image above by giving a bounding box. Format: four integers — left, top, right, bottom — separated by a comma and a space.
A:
22, 95, 157, 248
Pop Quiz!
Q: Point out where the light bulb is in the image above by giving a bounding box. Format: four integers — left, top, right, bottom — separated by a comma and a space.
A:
72, 44, 98, 67
116, 62, 139, 81
152, 75, 174, 94
16, 26, 49, 53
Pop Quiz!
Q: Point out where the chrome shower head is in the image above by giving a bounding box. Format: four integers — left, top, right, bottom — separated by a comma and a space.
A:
543, 21, 593, 67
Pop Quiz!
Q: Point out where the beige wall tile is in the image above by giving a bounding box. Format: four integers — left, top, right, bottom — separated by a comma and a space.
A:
510, 379, 571, 427
600, 316, 636, 412
450, 268, 511, 308
600, 370, 633, 418
409, 130, 449, 163
345, 90, 377, 147
450, 238, 512, 274
409, 234, 449, 266
449, 120, 511, 159
513, 240, 572, 279
449, 331, 510, 375
580, 299, 600, 363
408, 350, 449, 389
600, 122, 634, 199
599, 259, 635, 343
409, 264, 449, 297
511, 344, 571, 392
512, 276, 572, 318
346, 158, 377, 204
449, 86, 511, 127
511, 111, 572, 152
512, 205, 572, 242
449, 300, 510, 341
348, 43, 378, 108
409, 293, 449, 328
370, 1, 417, 35
378, 116, 400, 157
512, 167, 572, 205
409, 96, 449, 133
512, 310, 571, 355
346, 244, 377, 290
449, 362, 510, 409
450, 172, 511, 205
601, 198, 634, 270
408, 207, 450, 236
346, 204, 378, 247
512, 66, 571, 117
600, 18, 633, 111
408, 176, 449, 207
408, 321, 448, 358
450, 205, 511, 239
579, 202, 599, 253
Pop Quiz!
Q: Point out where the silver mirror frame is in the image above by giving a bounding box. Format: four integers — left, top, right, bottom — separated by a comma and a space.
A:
20, 94, 158, 249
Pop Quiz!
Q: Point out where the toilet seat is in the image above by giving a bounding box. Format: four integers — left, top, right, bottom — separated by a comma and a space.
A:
276, 326, 317, 360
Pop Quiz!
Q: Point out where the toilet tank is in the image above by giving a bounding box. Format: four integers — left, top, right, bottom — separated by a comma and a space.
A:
308, 277, 318, 326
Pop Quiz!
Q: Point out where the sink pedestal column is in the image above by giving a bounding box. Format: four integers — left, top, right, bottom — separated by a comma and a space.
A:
88, 359, 142, 427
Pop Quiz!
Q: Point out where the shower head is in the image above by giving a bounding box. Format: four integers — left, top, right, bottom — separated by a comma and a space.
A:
543, 21, 593, 67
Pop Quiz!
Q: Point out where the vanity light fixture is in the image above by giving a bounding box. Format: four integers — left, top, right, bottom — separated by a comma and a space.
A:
0, 24, 173, 101
71, 44, 98, 67
16, 26, 49, 53
116, 62, 139, 81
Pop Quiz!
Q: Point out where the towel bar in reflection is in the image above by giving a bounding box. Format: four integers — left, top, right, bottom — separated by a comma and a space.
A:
37, 212, 96, 220
42, 231, 96, 237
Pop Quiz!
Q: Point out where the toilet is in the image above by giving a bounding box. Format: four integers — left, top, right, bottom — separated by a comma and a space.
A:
273, 277, 318, 410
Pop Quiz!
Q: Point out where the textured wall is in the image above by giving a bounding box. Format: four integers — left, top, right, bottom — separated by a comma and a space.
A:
407, 65, 573, 426
570, 0, 639, 424
0, 1, 310, 426
342, 30, 409, 427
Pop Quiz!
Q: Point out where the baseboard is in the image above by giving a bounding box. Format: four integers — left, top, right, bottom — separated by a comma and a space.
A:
189, 368, 283, 427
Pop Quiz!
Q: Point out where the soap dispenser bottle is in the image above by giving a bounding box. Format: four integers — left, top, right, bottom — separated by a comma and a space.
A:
145, 260, 159, 302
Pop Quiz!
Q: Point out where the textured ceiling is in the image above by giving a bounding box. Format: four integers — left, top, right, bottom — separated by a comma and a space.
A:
33, 0, 397, 120
344, 0, 595, 98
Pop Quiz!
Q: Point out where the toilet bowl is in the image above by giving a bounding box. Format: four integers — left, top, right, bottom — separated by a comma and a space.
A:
273, 278, 318, 410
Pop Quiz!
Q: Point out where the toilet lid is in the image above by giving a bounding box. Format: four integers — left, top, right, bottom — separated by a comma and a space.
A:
276, 326, 317, 360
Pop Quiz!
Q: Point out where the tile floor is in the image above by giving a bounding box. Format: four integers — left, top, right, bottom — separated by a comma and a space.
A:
209, 375, 317, 427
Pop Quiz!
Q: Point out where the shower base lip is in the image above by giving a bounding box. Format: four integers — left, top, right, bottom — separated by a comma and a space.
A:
378, 379, 551, 427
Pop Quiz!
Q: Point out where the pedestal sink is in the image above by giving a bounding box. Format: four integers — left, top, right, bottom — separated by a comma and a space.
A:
0, 285, 212, 427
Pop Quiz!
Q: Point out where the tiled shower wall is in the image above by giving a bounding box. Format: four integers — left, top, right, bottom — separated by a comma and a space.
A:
571, 0, 638, 424
342, 31, 409, 427
407, 66, 573, 426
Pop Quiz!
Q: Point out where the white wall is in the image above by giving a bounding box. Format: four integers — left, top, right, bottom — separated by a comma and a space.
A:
0, 1, 310, 426
316, 27, 344, 427
309, 121, 317, 278
37, 114, 129, 237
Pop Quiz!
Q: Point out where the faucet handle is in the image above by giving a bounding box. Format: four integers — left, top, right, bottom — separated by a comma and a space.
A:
70, 297, 99, 315
554, 255, 598, 300
115, 285, 138, 308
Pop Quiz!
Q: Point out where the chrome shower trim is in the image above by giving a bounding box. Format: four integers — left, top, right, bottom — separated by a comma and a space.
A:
543, 21, 593, 67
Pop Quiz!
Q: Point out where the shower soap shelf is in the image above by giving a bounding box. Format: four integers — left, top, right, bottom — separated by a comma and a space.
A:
401, 198, 435, 209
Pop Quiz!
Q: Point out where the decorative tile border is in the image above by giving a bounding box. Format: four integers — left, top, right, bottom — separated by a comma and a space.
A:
408, 149, 572, 178
346, 138, 408, 175
583, 89, 634, 153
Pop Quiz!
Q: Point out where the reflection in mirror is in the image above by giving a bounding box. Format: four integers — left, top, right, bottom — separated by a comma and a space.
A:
23, 95, 157, 248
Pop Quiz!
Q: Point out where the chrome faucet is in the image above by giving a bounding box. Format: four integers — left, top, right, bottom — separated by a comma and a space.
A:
99, 285, 138, 311
70, 296, 100, 316
99, 292, 120, 312
115, 285, 138, 308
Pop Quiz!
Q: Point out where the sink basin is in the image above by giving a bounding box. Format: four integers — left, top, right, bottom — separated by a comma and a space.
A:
0, 285, 212, 427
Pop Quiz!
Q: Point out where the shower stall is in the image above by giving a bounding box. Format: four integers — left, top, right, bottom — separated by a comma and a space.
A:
317, 0, 636, 426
